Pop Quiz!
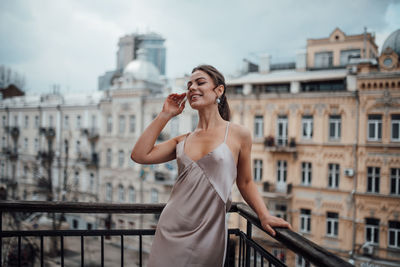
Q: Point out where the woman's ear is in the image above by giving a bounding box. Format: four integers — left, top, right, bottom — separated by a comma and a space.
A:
216, 85, 224, 98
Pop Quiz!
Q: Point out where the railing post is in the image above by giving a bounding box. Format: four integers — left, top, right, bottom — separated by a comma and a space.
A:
0, 211, 2, 267
246, 221, 252, 267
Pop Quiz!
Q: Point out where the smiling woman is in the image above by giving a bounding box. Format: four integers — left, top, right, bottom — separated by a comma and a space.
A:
131, 64, 291, 267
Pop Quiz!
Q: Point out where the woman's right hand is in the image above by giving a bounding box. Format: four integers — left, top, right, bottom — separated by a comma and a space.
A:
161, 93, 187, 118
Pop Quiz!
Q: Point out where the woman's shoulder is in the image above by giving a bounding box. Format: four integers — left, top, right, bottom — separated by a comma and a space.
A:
173, 133, 190, 144
228, 122, 252, 144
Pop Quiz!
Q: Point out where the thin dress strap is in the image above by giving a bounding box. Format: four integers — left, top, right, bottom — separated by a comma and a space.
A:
223, 121, 230, 143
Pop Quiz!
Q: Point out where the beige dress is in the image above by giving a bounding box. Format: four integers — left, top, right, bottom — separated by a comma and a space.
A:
148, 122, 237, 267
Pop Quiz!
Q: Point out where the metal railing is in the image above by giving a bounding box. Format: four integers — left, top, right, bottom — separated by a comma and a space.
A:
0, 201, 352, 267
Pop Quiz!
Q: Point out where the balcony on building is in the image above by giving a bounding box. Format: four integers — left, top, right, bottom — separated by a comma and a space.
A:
264, 136, 297, 153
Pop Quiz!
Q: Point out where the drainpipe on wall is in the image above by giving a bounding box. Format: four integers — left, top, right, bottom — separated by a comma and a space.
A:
351, 89, 360, 260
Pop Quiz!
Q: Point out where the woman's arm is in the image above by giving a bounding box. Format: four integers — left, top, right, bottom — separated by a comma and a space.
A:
131, 93, 186, 164
236, 127, 292, 236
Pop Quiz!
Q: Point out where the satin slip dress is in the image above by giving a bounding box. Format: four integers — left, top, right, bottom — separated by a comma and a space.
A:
147, 121, 237, 267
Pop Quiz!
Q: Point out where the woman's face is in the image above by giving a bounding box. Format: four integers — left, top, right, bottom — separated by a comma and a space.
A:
187, 70, 221, 110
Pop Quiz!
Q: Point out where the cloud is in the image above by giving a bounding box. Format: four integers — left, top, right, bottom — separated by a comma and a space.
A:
0, 0, 398, 94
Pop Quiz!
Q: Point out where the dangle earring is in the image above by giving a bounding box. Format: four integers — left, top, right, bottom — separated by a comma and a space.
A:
216, 97, 221, 104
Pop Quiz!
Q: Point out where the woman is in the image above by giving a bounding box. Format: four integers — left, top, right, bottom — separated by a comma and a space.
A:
131, 65, 291, 266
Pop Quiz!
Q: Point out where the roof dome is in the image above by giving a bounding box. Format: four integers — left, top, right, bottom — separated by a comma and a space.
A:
123, 49, 160, 83
382, 29, 400, 56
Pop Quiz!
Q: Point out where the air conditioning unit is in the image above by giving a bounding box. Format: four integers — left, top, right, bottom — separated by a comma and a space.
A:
362, 244, 374, 256
344, 168, 354, 177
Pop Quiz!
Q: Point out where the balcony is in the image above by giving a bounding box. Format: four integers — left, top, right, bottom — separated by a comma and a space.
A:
81, 128, 99, 141
0, 201, 352, 267
264, 136, 297, 154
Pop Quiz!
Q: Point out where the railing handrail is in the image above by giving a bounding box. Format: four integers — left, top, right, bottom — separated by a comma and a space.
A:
0, 201, 353, 267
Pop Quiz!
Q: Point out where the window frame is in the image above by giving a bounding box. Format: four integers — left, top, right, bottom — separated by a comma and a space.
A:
253, 159, 263, 182
367, 167, 380, 194
391, 114, 400, 142
326, 212, 339, 237
367, 114, 382, 141
328, 163, 340, 189
300, 209, 311, 233
301, 115, 313, 139
276, 116, 288, 146
254, 115, 264, 139
328, 115, 341, 140
301, 162, 312, 186
365, 218, 380, 245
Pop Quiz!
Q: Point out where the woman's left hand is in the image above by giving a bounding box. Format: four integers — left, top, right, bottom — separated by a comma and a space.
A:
260, 214, 292, 236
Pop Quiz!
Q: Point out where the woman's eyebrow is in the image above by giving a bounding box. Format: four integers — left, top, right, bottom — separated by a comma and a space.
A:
187, 77, 206, 87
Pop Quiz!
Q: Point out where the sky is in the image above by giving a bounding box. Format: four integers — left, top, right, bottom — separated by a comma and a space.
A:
0, 0, 399, 94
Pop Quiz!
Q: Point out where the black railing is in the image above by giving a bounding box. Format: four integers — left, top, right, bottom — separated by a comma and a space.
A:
0, 201, 352, 267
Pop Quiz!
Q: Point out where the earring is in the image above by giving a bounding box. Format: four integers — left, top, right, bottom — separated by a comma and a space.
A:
216, 97, 221, 104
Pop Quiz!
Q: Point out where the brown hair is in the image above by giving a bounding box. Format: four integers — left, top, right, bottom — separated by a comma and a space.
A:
191, 64, 231, 121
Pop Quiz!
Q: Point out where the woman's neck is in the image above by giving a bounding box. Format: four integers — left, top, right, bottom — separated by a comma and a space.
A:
196, 107, 225, 131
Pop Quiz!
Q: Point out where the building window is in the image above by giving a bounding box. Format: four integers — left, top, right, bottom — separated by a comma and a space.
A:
254, 115, 264, 138
367, 167, 380, 193
300, 209, 311, 233
24, 115, 29, 129
74, 171, 79, 186
314, 51, 333, 68
34, 138, 39, 151
328, 164, 340, 189
106, 183, 113, 202
76, 115, 81, 129
365, 218, 380, 245
277, 160, 287, 183
326, 212, 339, 237
13, 115, 18, 126
151, 188, 158, 203
391, 114, 400, 141
34, 116, 39, 128
296, 255, 310, 267
301, 115, 313, 139
368, 114, 382, 141
107, 115, 112, 133
64, 115, 69, 128
2, 115, 6, 127
91, 115, 97, 129
106, 148, 112, 168
277, 116, 288, 145
49, 115, 53, 127
340, 49, 361, 65
0, 161, 5, 178
388, 221, 400, 248
76, 141, 80, 155
329, 115, 341, 140
390, 168, 400, 195
119, 115, 125, 134
24, 137, 28, 151
1, 137, 5, 149
129, 115, 136, 133
129, 186, 135, 203
272, 248, 286, 264
23, 164, 29, 179
89, 172, 94, 192
253, 159, 263, 181
118, 184, 125, 202
301, 162, 312, 186
118, 150, 124, 167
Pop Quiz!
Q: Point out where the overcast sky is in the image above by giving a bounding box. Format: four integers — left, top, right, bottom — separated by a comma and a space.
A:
0, 0, 399, 94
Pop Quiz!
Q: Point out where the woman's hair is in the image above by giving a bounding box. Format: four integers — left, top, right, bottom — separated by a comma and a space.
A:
191, 65, 231, 121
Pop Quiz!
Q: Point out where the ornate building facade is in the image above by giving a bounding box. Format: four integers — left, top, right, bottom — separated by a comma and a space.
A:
226, 28, 400, 267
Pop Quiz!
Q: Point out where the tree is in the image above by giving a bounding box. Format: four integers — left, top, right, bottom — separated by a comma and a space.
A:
0, 65, 26, 90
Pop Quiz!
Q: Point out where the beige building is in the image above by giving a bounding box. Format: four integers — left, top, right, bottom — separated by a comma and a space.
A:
227, 28, 400, 267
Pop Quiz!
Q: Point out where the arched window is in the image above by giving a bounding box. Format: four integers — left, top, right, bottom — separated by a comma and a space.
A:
118, 184, 125, 202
